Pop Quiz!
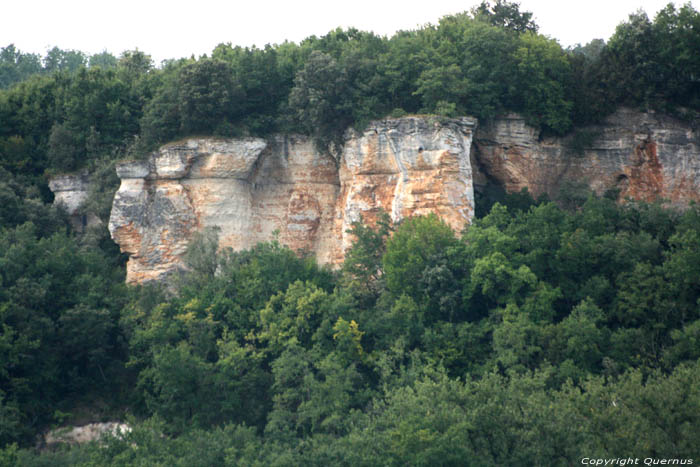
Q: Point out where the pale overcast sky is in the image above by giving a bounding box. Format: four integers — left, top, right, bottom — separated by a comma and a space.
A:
3, 0, 698, 64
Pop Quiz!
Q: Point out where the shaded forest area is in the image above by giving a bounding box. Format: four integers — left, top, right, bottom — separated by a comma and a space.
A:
1, 1, 700, 465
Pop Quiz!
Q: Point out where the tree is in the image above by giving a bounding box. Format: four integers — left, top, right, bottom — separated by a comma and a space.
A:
469, 251, 537, 307
653, 3, 700, 109
88, 51, 118, 69
341, 211, 392, 296
0, 222, 126, 445
43, 46, 86, 73
575, 362, 700, 458
0, 44, 41, 89
183, 227, 221, 280
414, 64, 468, 115
383, 214, 459, 305
212, 44, 293, 134
511, 33, 573, 133
177, 58, 244, 135
472, 0, 539, 34
117, 50, 152, 76
432, 13, 519, 121
47, 122, 82, 171
288, 51, 353, 153
139, 61, 183, 147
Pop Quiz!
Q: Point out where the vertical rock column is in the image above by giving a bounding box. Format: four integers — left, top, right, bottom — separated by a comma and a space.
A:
183, 139, 269, 251
250, 136, 340, 264
336, 116, 477, 259
48, 173, 100, 231
109, 159, 198, 284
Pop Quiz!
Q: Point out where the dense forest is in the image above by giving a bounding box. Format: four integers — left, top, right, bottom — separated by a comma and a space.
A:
1, 1, 700, 465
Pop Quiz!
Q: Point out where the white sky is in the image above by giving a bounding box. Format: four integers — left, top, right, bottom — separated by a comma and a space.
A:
3, 0, 698, 65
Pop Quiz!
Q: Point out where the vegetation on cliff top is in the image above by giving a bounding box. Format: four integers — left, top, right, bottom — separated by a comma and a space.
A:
1, 1, 699, 176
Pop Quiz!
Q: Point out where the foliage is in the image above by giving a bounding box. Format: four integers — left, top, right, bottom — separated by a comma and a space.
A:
341, 211, 392, 297
177, 58, 244, 135
3, 2, 699, 175
472, 0, 539, 33
288, 50, 353, 154
570, 4, 700, 121
0, 45, 41, 89
0, 222, 127, 445
1, 188, 699, 462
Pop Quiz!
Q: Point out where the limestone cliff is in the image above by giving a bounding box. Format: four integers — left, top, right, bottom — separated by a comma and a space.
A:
50, 110, 699, 284
473, 108, 700, 204
337, 117, 476, 257
48, 173, 100, 231
43, 422, 130, 447
108, 117, 477, 283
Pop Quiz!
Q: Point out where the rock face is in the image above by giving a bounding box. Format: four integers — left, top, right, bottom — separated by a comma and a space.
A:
106, 110, 699, 284
49, 173, 91, 215
108, 117, 477, 283
337, 117, 476, 256
48, 173, 100, 231
44, 422, 131, 447
473, 108, 700, 204
108, 136, 340, 283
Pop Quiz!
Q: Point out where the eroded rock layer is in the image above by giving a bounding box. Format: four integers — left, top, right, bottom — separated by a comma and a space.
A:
474, 108, 700, 203
49, 173, 91, 215
106, 110, 699, 284
337, 117, 476, 256
109, 117, 477, 283
48, 173, 101, 231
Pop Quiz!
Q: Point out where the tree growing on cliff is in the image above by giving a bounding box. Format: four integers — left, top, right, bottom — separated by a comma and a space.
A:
177, 58, 244, 136
342, 211, 392, 297
288, 51, 353, 154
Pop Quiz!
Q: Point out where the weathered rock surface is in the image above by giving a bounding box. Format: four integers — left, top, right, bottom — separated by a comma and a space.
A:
48, 173, 100, 230
473, 108, 700, 204
104, 110, 699, 284
43, 422, 131, 447
108, 117, 477, 283
337, 117, 476, 256
49, 173, 90, 216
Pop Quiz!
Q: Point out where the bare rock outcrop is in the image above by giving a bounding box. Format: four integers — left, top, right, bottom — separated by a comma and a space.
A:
474, 108, 700, 203
43, 422, 131, 447
48, 173, 100, 231
104, 109, 699, 284
49, 173, 91, 215
109, 136, 341, 283
337, 117, 476, 256
108, 117, 478, 283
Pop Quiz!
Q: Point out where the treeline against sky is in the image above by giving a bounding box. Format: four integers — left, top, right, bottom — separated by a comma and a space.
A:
1, 1, 699, 178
